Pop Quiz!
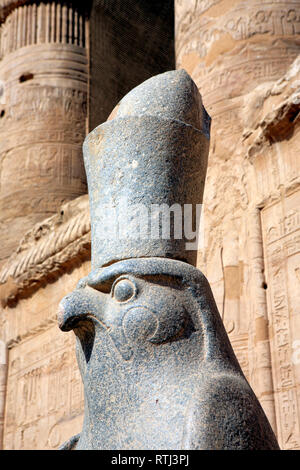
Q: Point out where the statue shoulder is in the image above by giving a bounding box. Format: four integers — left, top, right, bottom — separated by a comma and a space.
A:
58, 433, 81, 451
183, 372, 279, 450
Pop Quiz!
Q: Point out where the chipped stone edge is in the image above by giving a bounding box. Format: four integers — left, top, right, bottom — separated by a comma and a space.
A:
244, 56, 300, 160
245, 97, 300, 160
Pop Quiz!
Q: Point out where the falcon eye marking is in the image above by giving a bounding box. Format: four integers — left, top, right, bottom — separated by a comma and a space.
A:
112, 278, 136, 303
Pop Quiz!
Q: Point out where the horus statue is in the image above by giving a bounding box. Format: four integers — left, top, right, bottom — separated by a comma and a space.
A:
58, 70, 279, 450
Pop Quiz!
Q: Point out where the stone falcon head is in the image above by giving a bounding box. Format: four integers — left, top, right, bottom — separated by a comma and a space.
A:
57, 70, 279, 449
58, 257, 278, 450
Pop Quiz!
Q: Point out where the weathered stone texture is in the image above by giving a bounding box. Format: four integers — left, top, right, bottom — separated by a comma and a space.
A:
176, 0, 300, 449
0, 194, 91, 307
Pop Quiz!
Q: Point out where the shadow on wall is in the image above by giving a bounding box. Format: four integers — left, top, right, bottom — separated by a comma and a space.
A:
89, 0, 175, 130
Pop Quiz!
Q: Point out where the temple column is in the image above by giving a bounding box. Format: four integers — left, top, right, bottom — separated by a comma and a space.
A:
248, 207, 277, 434
0, 1, 90, 265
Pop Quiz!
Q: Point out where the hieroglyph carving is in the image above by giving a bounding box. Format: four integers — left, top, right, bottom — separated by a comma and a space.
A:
4, 326, 83, 450
261, 190, 300, 449
176, 2, 300, 61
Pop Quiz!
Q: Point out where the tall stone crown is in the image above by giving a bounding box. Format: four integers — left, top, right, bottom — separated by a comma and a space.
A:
83, 69, 211, 269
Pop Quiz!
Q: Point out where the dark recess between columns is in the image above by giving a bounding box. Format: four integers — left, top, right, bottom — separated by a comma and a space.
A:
89, 0, 175, 130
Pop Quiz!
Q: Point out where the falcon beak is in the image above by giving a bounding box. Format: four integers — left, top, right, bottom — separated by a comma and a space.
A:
58, 286, 106, 332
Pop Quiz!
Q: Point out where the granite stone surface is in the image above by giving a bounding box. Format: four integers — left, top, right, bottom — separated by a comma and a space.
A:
83, 70, 210, 269
59, 258, 279, 450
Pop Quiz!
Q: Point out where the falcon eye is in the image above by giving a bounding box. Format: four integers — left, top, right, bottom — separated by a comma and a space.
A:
112, 278, 136, 303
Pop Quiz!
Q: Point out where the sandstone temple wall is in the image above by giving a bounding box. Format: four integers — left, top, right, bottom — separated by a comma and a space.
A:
0, 194, 90, 449
176, 0, 300, 449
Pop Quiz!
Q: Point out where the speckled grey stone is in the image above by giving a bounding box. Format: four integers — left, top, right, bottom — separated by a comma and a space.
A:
58, 258, 279, 450
58, 71, 279, 450
83, 69, 210, 269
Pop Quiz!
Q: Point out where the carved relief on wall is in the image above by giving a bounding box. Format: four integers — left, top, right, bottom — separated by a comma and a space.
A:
0, 73, 88, 198
261, 189, 300, 449
186, 40, 299, 113
3, 325, 83, 450
176, 1, 300, 64
176, 1, 300, 112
